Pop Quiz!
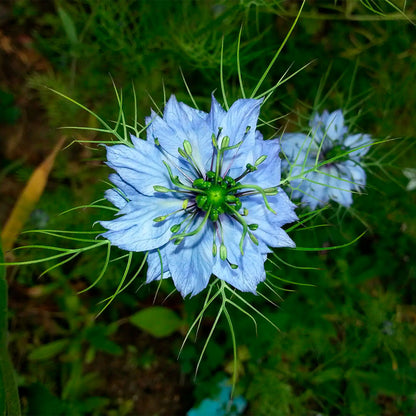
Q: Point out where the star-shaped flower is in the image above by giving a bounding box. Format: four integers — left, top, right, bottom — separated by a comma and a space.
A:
281, 110, 372, 209
100, 95, 297, 297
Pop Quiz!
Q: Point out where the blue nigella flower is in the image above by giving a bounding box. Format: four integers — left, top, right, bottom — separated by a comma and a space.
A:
187, 380, 247, 416
281, 110, 372, 209
100, 95, 297, 297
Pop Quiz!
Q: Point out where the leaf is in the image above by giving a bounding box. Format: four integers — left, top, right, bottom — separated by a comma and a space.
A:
129, 306, 182, 338
28, 339, 69, 361
57, 6, 78, 46
1, 137, 65, 252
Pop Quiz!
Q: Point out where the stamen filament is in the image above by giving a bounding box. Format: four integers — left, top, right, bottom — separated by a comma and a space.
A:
162, 161, 204, 194
230, 184, 277, 214
170, 207, 211, 242
155, 139, 194, 184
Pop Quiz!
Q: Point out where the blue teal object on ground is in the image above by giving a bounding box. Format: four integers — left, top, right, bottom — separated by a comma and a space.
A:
100, 95, 297, 297
281, 110, 372, 209
187, 381, 247, 416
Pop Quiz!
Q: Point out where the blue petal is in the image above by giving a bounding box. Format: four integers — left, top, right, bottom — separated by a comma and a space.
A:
243, 192, 297, 250
218, 98, 262, 146
104, 188, 128, 210
310, 110, 329, 129
300, 171, 331, 209
326, 167, 353, 207
215, 98, 263, 173
281, 132, 310, 160
207, 94, 226, 133
240, 136, 282, 189
100, 195, 184, 252
345, 133, 372, 158
108, 173, 140, 200
341, 160, 367, 190
281, 132, 320, 166
146, 95, 213, 174
105, 139, 171, 196
164, 216, 214, 297
146, 249, 171, 283
164, 95, 207, 125
324, 110, 347, 142
212, 216, 266, 293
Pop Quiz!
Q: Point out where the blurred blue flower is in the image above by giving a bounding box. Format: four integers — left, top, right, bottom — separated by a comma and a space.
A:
100, 95, 297, 297
281, 110, 372, 209
187, 381, 247, 416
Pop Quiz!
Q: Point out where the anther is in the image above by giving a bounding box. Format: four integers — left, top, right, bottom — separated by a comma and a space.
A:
255, 155, 267, 166
153, 216, 166, 222
178, 148, 187, 159
183, 140, 193, 155
220, 244, 227, 261
170, 224, 181, 233
249, 233, 259, 245
221, 136, 230, 149
153, 185, 171, 193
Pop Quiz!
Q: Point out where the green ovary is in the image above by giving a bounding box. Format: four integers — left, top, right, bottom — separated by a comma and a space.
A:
207, 185, 227, 208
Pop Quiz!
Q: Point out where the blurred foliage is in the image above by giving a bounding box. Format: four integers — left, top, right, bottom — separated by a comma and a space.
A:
1, 0, 416, 415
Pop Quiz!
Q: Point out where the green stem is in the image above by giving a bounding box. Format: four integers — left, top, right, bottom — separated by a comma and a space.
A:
0, 244, 22, 416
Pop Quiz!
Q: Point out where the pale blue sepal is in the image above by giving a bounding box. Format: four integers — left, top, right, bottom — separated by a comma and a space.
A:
323, 110, 347, 142
346, 134, 372, 158
104, 188, 128, 210
146, 96, 212, 174
100, 195, 184, 252
206, 94, 226, 134
108, 173, 139, 200
146, 249, 171, 282
105, 139, 171, 196
216, 98, 263, 172
212, 216, 265, 293
164, 216, 214, 297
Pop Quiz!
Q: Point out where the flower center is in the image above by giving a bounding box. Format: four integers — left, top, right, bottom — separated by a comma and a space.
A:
193, 173, 242, 222
152, 134, 278, 262
207, 185, 226, 207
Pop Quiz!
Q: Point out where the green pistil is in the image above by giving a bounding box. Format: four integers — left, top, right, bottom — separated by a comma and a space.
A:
207, 185, 227, 208
193, 174, 241, 222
